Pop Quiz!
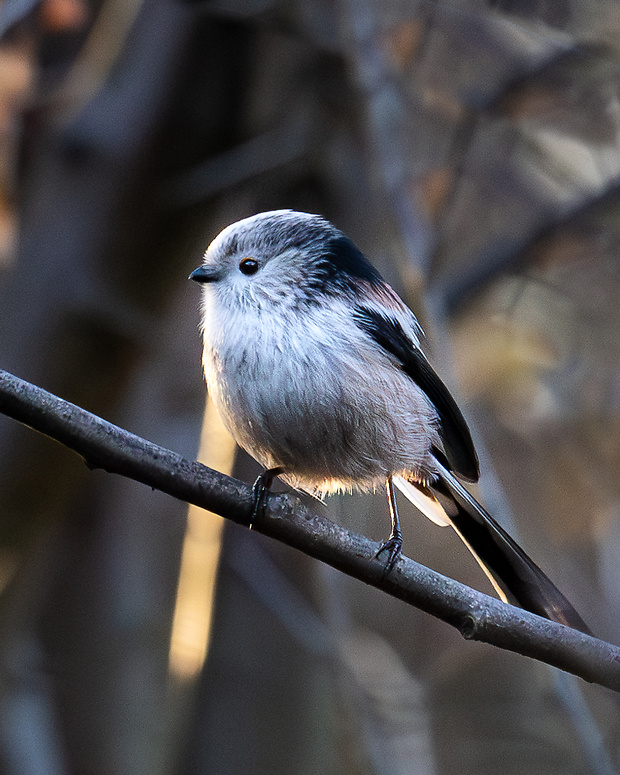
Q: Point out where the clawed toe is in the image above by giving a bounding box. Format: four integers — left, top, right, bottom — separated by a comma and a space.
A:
249, 466, 284, 527
375, 533, 403, 575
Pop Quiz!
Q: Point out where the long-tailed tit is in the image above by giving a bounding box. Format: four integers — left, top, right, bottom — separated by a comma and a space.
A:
190, 209, 588, 632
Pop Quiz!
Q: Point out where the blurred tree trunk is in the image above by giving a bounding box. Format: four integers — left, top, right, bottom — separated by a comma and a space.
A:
0, 1, 202, 772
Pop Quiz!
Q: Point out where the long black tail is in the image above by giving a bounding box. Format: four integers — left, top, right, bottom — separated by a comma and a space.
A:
429, 455, 591, 634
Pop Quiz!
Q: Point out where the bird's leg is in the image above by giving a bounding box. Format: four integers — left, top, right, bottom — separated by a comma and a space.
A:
375, 475, 403, 573
249, 466, 285, 527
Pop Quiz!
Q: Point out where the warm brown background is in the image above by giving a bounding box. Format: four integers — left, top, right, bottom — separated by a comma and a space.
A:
0, 0, 619, 773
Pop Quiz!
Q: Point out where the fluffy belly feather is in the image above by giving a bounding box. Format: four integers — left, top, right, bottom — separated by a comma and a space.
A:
203, 329, 440, 494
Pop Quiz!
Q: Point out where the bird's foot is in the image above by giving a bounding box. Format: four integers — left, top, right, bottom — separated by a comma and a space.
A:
249, 467, 284, 527
375, 530, 403, 575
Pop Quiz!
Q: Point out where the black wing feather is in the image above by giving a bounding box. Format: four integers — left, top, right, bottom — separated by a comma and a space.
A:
354, 306, 480, 482
355, 307, 590, 632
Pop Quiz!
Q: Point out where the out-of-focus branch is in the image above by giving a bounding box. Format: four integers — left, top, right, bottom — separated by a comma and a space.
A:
438, 176, 620, 313
0, 368, 619, 692
161, 110, 318, 209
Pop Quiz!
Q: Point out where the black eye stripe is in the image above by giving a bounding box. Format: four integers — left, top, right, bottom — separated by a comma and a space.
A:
239, 258, 259, 275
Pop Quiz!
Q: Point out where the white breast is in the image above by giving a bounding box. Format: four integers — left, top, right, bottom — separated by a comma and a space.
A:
201, 293, 440, 494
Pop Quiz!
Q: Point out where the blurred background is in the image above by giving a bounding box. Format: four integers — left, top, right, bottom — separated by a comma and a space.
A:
0, 0, 619, 772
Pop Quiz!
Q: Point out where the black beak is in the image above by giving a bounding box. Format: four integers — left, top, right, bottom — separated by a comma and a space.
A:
189, 265, 220, 283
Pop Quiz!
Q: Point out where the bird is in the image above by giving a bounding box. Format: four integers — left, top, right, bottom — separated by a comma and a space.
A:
189, 209, 589, 633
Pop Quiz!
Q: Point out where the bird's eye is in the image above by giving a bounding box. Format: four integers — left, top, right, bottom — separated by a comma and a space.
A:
239, 258, 259, 276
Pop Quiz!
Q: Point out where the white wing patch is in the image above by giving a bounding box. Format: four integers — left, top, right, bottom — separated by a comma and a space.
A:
393, 476, 451, 526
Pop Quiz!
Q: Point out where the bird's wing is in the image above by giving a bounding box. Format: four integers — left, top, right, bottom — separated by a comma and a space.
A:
354, 304, 590, 632
353, 305, 479, 482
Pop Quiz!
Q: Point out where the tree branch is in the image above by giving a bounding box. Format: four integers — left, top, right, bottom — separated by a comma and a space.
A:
0, 368, 618, 691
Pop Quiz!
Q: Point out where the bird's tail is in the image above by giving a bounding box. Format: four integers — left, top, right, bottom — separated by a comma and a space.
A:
395, 457, 590, 634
